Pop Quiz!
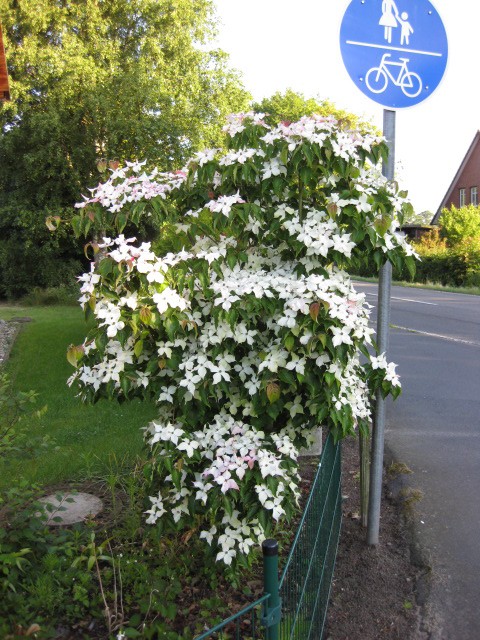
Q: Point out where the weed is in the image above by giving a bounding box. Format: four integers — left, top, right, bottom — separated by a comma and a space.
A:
399, 487, 424, 512
388, 462, 413, 477
0, 373, 46, 456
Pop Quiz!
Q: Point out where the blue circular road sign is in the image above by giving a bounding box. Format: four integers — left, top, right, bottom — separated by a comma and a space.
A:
340, 0, 448, 108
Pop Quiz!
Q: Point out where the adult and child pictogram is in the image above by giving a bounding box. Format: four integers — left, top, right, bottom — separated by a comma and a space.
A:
379, 0, 413, 46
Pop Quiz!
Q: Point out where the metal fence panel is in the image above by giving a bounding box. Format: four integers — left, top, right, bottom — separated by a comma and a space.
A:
194, 594, 269, 640
196, 434, 342, 640
278, 434, 342, 640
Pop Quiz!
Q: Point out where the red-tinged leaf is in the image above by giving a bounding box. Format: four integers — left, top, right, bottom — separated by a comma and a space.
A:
327, 202, 338, 219
266, 382, 280, 404
309, 302, 320, 322
139, 306, 153, 325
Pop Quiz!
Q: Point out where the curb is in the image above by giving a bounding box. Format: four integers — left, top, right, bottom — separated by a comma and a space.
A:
383, 445, 446, 640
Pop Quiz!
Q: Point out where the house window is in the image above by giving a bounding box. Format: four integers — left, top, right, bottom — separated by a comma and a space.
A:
471, 186, 478, 206
459, 188, 466, 207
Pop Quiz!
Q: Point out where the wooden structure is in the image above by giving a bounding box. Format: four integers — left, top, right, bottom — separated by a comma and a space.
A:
0, 23, 10, 102
433, 131, 480, 223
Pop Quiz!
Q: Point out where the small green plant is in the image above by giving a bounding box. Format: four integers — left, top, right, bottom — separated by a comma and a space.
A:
0, 373, 46, 455
72, 532, 124, 636
0, 545, 31, 593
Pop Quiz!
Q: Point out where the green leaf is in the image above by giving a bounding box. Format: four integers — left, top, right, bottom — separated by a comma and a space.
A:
278, 369, 295, 385
97, 258, 114, 278
405, 255, 416, 279
71, 215, 83, 238
117, 212, 128, 232
258, 509, 269, 533
223, 496, 234, 517
373, 251, 383, 270
226, 250, 237, 270
302, 143, 314, 166
134, 340, 144, 358
164, 316, 179, 341
374, 216, 390, 237
324, 372, 335, 387
66, 344, 83, 367
284, 334, 295, 351
120, 376, 130, 397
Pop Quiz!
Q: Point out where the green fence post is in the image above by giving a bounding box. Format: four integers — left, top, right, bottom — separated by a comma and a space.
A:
262, 539, 281, 640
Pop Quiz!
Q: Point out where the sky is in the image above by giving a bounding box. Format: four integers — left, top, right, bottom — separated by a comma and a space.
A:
214, 0, 480, 216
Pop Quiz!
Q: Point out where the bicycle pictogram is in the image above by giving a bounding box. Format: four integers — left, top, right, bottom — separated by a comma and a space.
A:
365, 53, 422, 98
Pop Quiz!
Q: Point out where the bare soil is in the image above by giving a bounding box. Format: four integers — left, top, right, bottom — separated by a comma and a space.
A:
323, 436, 427, 640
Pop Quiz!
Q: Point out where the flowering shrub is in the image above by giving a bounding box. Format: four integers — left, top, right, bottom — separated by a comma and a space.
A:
69, 113, 416, 567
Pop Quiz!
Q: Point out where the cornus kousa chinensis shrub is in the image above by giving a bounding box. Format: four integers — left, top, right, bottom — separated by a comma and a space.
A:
68, 113, 417, 568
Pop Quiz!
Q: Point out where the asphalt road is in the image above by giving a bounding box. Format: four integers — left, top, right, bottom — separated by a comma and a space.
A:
355, 282, 480, 640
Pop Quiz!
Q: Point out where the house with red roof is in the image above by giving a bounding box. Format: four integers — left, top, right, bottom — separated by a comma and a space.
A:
432, 131, 480, 224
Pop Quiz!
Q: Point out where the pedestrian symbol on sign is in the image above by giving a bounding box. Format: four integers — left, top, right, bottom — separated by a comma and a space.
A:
340, 0, 448, 109
379, 0, 414, 45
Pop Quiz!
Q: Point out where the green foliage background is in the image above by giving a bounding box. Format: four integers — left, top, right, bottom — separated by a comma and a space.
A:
0, 0, 250, 298
439, 204, 480, 245
252, 88, 377, 132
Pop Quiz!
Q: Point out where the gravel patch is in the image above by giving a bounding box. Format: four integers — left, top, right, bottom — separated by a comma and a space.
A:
0, 319, 21, 367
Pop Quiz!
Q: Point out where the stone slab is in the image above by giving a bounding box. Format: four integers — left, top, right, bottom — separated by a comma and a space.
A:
37, 492, 103, 526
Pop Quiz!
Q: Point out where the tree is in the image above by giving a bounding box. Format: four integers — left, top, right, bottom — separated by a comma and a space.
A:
439, 204, 480, 246
68, 113, 415, 568
0, 0, 249, 298
0, 0, 250, 210
403, 209, 433, 225
252, 88, 376, 131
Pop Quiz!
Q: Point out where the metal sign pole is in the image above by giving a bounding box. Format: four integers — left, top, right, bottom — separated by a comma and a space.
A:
367, 109, 395, 546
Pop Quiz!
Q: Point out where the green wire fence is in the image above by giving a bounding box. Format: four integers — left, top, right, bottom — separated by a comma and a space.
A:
195, 433, 342, 640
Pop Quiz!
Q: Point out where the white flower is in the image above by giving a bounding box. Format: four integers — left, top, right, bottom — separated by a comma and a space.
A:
200, 526, 217, 545
152, 288, 188, 314
384, 361, 401, 387
370, 353, 388, 370
331, 326, 353, 347
158, 385, 176, 403
262, 157, 287, 180
178, 439, 200, 458
285, 396, 304, 418
216, 548, 236, 565
119, 291, 138, 310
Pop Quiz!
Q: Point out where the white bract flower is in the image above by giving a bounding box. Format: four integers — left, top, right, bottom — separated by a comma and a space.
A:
152, 288, 189, 314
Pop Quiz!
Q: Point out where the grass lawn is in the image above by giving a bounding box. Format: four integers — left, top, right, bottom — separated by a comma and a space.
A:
0, 305, 157, 490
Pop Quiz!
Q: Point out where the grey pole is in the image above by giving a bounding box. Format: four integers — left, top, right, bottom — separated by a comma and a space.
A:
367, 109, 395, 545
